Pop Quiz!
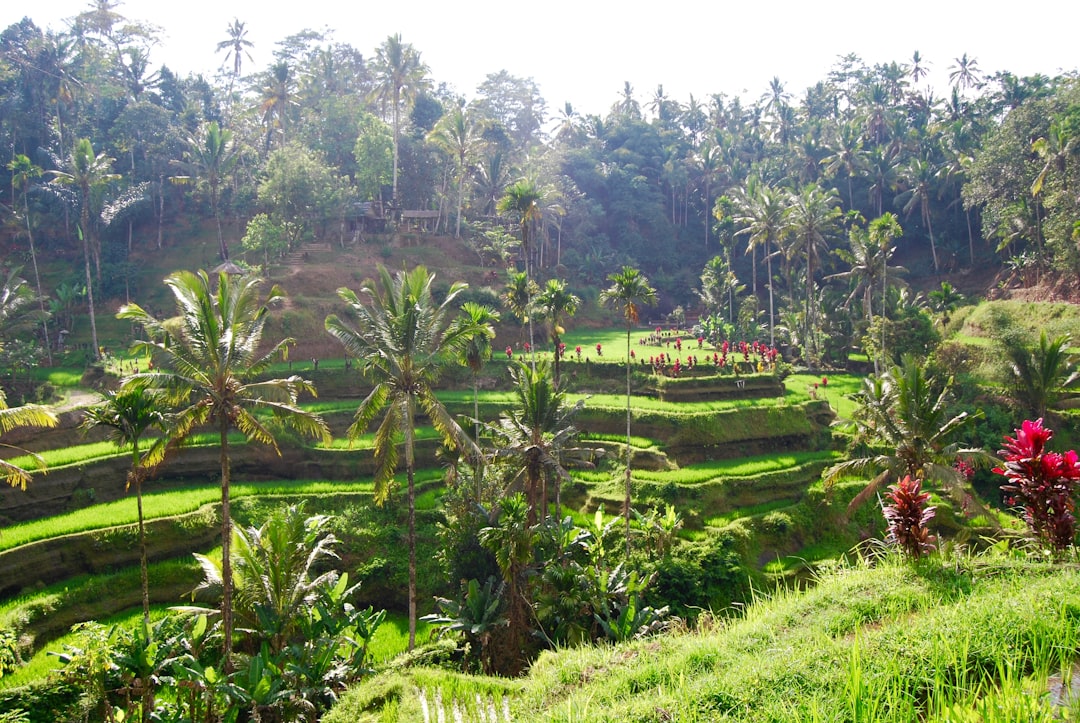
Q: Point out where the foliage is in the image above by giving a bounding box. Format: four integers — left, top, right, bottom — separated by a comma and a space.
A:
1002, 331, 1079, 419
825, 354, 990, 517
994, 418, 1080, 550
882, 475, 937, 558
0, 387, 57, 489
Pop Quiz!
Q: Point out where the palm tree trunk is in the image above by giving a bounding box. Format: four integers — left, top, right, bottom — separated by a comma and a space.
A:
81, 215, 101, 360
219, 416, 234, 672
23, 194, 52, 365
625, 325, 633, 558
405, 403, 417, 651
925, 207, 939, 273
767, 247, 775, 348
136, 468, 149, 625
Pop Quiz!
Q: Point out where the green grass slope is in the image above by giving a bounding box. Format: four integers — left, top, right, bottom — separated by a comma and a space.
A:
326, 556, 1080, 722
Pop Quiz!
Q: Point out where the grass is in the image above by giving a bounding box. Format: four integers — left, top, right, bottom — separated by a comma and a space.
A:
7, 432, 247, 472
0, 479, 381, 553
633, 450, 840, 485
325, 556, 1080, 721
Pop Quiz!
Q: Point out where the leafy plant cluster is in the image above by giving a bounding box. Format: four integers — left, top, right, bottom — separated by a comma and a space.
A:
994, 418, 1080, 551
24, 504, 385, 723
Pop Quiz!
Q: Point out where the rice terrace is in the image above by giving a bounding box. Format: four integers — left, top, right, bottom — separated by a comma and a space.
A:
2, 5, 1080, 721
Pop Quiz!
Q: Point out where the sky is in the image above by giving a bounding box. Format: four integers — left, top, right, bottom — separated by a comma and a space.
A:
4, 0, 1079, 118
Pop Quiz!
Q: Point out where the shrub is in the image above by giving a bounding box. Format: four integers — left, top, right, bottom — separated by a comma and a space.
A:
994, 418, 1080, 551
882, 476, 936, 558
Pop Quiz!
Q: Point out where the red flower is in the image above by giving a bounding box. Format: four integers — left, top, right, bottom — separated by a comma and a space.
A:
505, 346, 513, 358
821, 376, 828, 387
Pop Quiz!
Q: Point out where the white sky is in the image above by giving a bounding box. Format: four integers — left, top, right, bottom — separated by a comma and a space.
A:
5, 0, 1079, 117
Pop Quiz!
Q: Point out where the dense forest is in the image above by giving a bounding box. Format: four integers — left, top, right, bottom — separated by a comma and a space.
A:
1, 4, 1079, 371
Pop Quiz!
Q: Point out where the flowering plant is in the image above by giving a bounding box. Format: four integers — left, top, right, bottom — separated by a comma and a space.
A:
882, 476, 937, 558
993, 418, 1080, 550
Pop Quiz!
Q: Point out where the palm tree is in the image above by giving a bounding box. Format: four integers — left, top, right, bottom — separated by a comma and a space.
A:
81, 387, 166, 623
896, 158, 941, 273
7, 155, 51, 364
258, 61, 294, 152
216, 18, 253, 78
785, 184, 842, 362
457, 302, 500, 493
0, 388, 58, 490
535, 279, 580, 386
734, 180, 785, 346
50, 138, 119, 359
324, 265, 480, 650
1004, 331, 1079, 419
821, 122, 865, 210
428, 102, 482, 238
499, 179, 544, 359
599, 266, 657, 555
369, 34, 429, 203
483, 360, 590, 526
173, 122, 239, 261
824, 355, 991, 518
949, 53, 982, 93
501, 270, 538, 348
927, 281, 964, 328
118, 270, 330, 667
867, 213, 904, 370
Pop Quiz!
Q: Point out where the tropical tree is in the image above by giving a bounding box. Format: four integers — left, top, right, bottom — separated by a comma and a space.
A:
7, 155, 51, 363
1003, 331, 1079, 419
173, 122, 239, 261
499, 178, 544, 357
50, 138, 119, 359
476, 492, 534, 675
599, 266, 657, 554
457, 301, 500, 492
369, 34, 429, 203
81, 387, 166, 623
483, 360, 591, 526
117, 270, 330, 667
927, 280, 964, 328
824, 354, 990, 517
785, 184, 842, 361
429, 102, 483, 237
0, 388, 58, 490
896, 157, 942, 273
534, 279, 580, 386
216, 18, 253, 78
324, 265, 481, 649
501, 270, 538, 350
734, 181, 785, 346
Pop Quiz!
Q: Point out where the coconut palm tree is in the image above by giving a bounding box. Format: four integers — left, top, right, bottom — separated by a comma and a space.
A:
1004, 331, 1079, 419
482, 360, 591, 526
117, 270, 329, 667
599, 266, 657, 555
81, 387, 166, 623
7, 155, 51, 364
324, 265, 481, 650
785, 184, 842, 362
734, 180, 785, 347
428, 102, 482, 238
456, 301, 500, 492
369, 34, 429, 203
216, 18, 253, 78
173, 122, 239, 261
896, 157, 941, 273
824, 354, 991, 518
50, 138, 119, 359
0, 388, 58, 490
535, 279, 580, 386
